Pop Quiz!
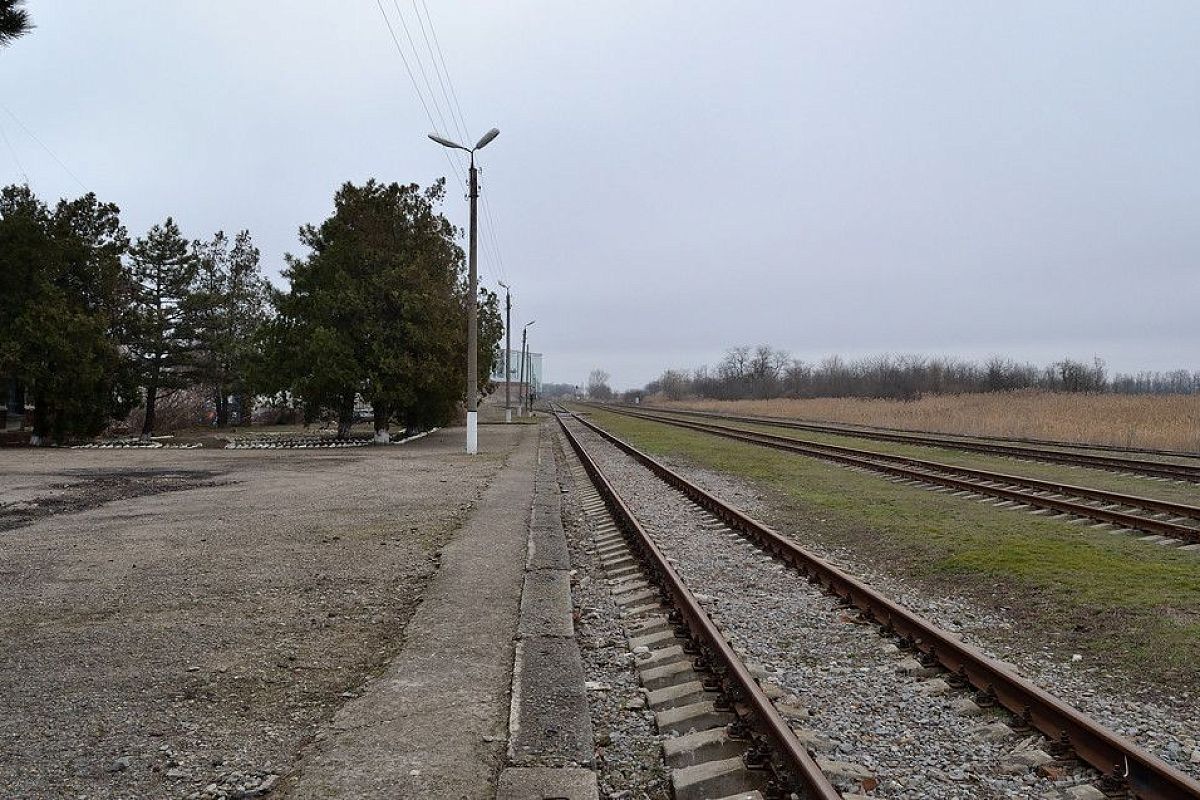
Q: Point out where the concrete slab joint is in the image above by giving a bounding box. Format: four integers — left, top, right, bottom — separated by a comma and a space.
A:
502, 422, 598, 797
287, 424, 538, 800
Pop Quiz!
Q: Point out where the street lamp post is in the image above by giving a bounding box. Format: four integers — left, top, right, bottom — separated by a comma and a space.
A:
498, 281, 512, 423
525, 333, 535, 415
518, 320, 535, 417
429, 128, 500, 454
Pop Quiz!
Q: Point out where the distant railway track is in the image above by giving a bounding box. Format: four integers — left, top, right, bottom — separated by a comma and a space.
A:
555, 404, 1200, 800
604, 404, 1200, 484
586, 404, 1200, 546
672, 410, 1200, 460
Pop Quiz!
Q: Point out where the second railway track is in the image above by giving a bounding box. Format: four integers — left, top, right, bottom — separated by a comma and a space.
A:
555, 405, 1200, 799
606, 404, 1200, 485
589, 404, 1200, 547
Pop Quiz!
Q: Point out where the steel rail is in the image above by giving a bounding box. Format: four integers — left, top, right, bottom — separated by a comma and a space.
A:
757, 415, 1200, 460
614, 406, 1200, 525
563, 407, 1200, 800
610, 404, 1200, 483
648, 406, 1200, 459
556, 410, 842, 800
597, 405, 1200, 544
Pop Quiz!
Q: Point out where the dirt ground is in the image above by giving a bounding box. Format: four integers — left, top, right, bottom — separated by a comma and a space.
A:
0, 424, 527, 799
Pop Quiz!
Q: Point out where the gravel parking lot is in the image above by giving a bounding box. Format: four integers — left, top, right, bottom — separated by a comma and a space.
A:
0, 425, 525, 799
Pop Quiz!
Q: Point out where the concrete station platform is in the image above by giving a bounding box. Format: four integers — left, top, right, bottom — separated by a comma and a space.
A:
287, 419, 597, 799
0, 406, 592, 799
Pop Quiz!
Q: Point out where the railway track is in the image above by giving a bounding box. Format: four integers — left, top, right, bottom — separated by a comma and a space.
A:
562, 413, 839, 799
742, 416, 1200, 460
589, 405, 1200, 546
555, 404, 1200, 800
603, 404, 1200, 485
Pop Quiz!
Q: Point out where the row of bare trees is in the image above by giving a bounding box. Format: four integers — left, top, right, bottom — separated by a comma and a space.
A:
642, 347, 1196, 401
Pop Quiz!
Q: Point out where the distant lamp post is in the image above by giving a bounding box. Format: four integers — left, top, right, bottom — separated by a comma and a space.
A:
498, 281, 512, 423
429, 127, 500, 454
519, 320, 535, 417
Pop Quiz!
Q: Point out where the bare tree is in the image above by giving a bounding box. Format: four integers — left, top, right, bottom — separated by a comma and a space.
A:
638, 347, 1195, 400
587, 369, 613, 400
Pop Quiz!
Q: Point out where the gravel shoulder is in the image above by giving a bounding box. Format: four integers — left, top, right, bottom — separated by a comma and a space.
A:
0, 425, 525, 799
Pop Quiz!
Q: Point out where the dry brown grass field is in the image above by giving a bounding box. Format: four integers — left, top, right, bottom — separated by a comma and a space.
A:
650, 391, 1200, 452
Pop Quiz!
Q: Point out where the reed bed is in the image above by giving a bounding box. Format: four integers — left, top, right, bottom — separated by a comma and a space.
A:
651, 391, 1200, 453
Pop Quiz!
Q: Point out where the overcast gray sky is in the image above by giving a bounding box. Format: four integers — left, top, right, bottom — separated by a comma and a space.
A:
2, 2, 1197, 389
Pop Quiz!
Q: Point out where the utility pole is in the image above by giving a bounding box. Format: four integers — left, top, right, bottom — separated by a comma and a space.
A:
518, 329, 527, 418
499, 282, 512, 423
429, 128, 500, 454
466, 155, 480, 450
526, 336, 535, 415
518, 321, 535, 417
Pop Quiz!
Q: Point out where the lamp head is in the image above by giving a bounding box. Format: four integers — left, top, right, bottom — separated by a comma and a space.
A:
475, 128, 500, 150
428, 133, 467, 150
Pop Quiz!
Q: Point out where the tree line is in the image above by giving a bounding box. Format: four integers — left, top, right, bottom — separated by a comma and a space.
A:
638, 346, 1199, 402
1, 179, 502, 444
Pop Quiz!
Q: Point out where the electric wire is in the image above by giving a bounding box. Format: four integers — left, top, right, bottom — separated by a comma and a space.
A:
409, 0, 505, 286
391, 0, 455, 145
374, 0, 502, 287
373, 0, 465, 188
0, 116, 30, 185
410, 0, 469, 144
417, 0, 473, 144
480, 187, 508, 284
0, 103, 87, 192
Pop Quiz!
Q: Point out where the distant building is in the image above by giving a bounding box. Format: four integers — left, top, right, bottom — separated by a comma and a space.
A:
491, 348, 542, 397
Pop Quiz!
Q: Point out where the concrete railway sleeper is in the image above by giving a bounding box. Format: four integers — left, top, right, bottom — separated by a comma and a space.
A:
594, 405, 1200, 547
556, 405, 1200, 800
597, 404, 1200, 485
559, 410, 842, 799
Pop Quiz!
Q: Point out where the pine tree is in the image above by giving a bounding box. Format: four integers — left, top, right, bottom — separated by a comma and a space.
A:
128, 218, 198, 437
0, 185, 134, 443
268, 179, 504, 439
191, 230, 269, 426
0, 0, 32, 47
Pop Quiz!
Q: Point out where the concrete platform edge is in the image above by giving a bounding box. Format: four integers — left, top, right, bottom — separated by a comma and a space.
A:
500, 421, 597, 797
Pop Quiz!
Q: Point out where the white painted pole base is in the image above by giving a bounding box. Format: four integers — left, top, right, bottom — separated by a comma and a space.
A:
466, 411, 478, 454
505, 408, 512, 423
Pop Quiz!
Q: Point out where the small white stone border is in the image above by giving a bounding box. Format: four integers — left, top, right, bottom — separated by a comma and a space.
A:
224, 427, 441, 450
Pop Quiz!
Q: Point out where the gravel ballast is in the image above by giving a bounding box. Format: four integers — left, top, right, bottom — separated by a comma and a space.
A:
670, 459, 1200, 785
558, 434, 671, 800
562, 417, 1169, 799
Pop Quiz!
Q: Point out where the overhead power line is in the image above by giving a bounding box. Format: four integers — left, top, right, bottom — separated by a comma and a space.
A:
405, 2, 507, 287
417, 0, 473, 143
0, 103, 87, 192
480, 187, 508, 284
373, 0, 464, 187
373, 0, 506, 287
391, 0, 455, 143
410, 0, 468, 144
0, 117, 29, 185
